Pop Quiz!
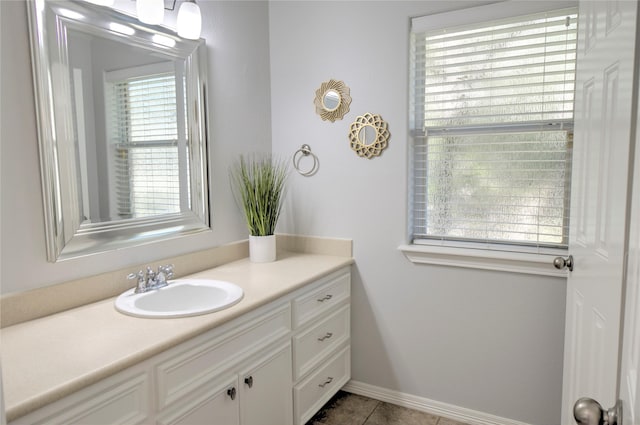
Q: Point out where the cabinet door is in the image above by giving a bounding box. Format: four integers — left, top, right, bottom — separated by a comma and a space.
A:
239, 343, 292, 425
157, 376, 239, 425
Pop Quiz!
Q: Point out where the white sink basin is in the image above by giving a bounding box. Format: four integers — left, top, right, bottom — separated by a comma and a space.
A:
115, 279, 244, 318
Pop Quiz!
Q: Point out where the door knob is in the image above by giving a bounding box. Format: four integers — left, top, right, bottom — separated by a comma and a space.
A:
573, 397, 621, 425
553, 254, 574, 271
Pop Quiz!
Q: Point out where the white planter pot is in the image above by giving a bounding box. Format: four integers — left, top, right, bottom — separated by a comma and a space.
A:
249, 235, 276, 263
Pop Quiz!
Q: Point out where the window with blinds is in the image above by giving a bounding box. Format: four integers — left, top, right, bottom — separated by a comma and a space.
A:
409, 6, 577, 250
109, 71, 181, 219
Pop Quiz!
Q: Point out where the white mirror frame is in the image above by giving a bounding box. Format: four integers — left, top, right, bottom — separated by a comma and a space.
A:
27, 0, 210, 262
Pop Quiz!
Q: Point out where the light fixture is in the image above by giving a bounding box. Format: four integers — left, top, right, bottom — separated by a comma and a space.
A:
137, 0, 164, 25
177, 0, 202, 40
84, 0, 115, 6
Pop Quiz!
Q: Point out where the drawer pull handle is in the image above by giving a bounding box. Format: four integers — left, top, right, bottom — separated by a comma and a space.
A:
244, 375, 254, 388
317, 332, 333, 342
227, 387, 236, 400
318, 377, 334, 388
317, 294, 333, 302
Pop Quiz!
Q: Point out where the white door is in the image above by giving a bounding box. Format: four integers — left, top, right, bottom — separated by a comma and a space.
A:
618, 86, 640, 425
561, 0, 638, 424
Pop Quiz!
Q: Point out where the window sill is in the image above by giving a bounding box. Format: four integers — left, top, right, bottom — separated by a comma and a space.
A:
398, 243, 568, 277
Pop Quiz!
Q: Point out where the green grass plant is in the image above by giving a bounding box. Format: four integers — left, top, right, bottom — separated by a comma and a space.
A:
230, 154, 289, 236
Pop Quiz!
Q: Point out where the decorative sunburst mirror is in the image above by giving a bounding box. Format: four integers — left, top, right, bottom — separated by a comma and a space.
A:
314, 79, 352, 122
348, 113, 390, 159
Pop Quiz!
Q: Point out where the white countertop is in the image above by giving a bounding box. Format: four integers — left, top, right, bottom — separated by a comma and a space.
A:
0, 251, 353, 421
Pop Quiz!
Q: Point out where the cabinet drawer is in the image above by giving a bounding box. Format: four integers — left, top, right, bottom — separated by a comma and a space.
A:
293, 346, 350, 425
156, 303, 291, 409
293, 271, 350, 328
293, 305, 350, 380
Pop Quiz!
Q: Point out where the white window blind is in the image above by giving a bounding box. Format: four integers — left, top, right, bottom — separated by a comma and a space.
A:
410, 6, 577, 250
109, 72, 181, 219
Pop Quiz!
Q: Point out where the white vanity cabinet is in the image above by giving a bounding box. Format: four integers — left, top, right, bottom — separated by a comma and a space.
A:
157, 374, 240, 425
7, 266, 351, 425
291, 269, 351, 425
237, 343, 292, 425
9, 366, 152, 425
157, 342, 292, 425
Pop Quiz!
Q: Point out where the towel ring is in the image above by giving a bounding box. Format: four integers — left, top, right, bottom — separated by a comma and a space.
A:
293, 144, 319, 176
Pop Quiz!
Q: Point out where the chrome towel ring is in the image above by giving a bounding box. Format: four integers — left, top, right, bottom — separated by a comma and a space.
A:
293, 144, 319, 176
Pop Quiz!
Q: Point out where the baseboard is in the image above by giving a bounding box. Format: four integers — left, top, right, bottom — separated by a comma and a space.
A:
342, 380, 532, 425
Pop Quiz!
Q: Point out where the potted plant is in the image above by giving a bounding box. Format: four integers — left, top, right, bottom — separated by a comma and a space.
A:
230, 154, 289, 262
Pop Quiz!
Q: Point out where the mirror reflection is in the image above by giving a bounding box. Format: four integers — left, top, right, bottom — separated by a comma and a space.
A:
358, 125, 377, 145
322, 90, 341, 112
28, 0, 210, 261
68, 29, 188, 223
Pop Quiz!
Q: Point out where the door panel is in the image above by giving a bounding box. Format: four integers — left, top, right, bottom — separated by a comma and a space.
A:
619, 64, 640, 425
562, 1, 638, 423
239, 343, 292, 425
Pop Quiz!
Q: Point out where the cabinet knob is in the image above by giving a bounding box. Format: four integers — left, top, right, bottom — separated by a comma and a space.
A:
317, 332, 333, 342
227, 387, 236, 400
244, 375, 254, 388
318, 377, 334, 388
317, 294, 333, 302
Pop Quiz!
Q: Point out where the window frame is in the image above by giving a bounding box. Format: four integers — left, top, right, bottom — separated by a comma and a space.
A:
401, 1, 577, 276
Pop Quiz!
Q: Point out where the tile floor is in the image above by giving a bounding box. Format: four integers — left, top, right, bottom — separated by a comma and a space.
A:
306, 391, 471, 425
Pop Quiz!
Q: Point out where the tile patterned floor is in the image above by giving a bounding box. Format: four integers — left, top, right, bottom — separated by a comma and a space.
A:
306, 391, 471, 425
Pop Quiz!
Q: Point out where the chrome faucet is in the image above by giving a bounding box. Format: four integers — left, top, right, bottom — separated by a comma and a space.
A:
127, 264, 174, 293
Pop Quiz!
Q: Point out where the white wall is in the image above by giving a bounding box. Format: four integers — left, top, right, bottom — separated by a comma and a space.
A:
0, 0, 272, 294
269, 2, 566, 424
1, 1, 567, 423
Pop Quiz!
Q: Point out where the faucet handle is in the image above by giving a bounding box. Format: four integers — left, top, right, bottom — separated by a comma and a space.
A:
145, 266, 156, 281
128, 270, 146, 293
158, 264, 174, 280
127, 270, 144, 281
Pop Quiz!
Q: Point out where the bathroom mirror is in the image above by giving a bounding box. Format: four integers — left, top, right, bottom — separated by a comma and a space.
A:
27, 0, 210, 261
314, 79, 352, 122
348, 113, 390, 159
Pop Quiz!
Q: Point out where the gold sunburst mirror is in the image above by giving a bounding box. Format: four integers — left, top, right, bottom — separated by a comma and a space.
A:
348, 113, 390, 159
314, 79, 352, 122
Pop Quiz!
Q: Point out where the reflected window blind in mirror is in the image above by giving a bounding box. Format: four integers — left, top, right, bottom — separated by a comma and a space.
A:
409, 6, 577, 250
107, 68, 182, 219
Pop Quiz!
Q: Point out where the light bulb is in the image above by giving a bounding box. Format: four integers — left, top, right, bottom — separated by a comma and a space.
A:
137, 0, 164, 25
177, 1, 202, 40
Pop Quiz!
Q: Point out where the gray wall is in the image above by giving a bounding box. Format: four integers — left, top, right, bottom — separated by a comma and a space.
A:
269, 2, 566, 424
0, 0, 272, 293
1, 1, 567, 424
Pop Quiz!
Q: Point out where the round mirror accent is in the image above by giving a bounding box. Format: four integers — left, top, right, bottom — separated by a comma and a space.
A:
314, 79, 351, 122
348, 113, 390, 159
322, 90, 341, 111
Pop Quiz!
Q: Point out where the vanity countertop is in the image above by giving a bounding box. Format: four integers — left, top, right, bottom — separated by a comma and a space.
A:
0, 251, 353, 422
